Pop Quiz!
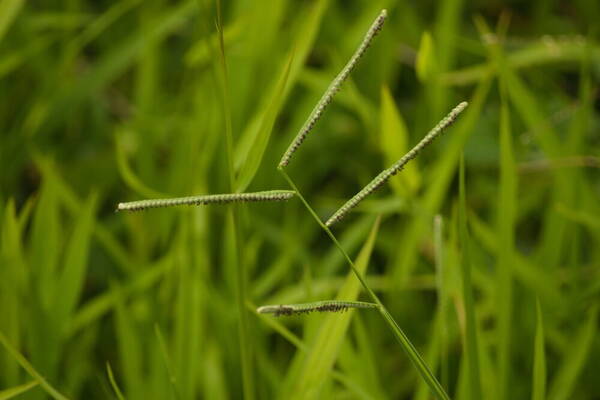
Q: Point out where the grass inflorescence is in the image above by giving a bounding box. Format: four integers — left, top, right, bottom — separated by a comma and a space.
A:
3, 2, 599, 400
278, 9, 387, 168
257, 300, 379, 316
326, 101, 468, 226
116, 190, 295, 212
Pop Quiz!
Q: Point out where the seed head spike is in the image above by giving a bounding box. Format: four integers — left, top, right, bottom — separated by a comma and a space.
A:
325, 101, 469, 226
278, 9, 388, 168
116, 190, 295, 212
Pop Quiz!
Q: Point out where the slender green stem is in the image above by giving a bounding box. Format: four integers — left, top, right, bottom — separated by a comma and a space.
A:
214, 1, 254, 398
279, 168, 450, 400
0, 331, 70, 400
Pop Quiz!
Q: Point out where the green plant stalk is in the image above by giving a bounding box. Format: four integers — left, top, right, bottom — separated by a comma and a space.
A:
106, 362, 126, 400
214, 1, 254, 398
279, 168, 450, 400
458, 156, 482, 400
532, 299, 546, 400
0, 330, 70, 400
434, 215, 449, 390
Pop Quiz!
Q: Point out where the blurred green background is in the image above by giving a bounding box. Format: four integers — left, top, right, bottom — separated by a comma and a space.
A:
1, 0, 599, 399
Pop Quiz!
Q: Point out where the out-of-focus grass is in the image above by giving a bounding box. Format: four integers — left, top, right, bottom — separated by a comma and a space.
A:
1, 1, 599, 399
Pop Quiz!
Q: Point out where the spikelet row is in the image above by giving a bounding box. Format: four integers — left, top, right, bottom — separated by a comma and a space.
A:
257, 300, 379, 317
116, 190, 295, 212
325, 101, 468, 227
278, 9, 387, 168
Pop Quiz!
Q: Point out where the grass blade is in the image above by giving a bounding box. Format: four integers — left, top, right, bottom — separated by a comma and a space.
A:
497, 79, 517, 400
458, 156, 482, 400
548, 306, 598, 400
106, 362, 126, 400
154, 324, 179, 400
380, 85, 421, 196
434, 215, 449, 390
213, 0, 255, 396
416, 31, 435, 83
233, 0, 330, 171
281, 170, 450, 400
0, 380, 38, 400
0, 200, 26, 386
114, 132, 167, 199
55, 193, 97, 329
235, 51, 294, 192
282, 218, 380, 399
0, 331, 69, 400
532, 299, 546, 400
0, 0, 24, 43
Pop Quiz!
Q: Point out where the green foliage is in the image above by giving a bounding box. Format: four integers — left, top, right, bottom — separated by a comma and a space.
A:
1, 1, 599, 399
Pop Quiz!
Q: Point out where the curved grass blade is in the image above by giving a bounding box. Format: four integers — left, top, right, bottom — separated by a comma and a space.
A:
106, 362, 125, 400
235, 51, 294, 192
116, 190, 295, 212
0, 380, 39, 400
114, 132, 167, 199
326, 101, 468, 226
278, 9, 387, 168
0, 331, 70, 400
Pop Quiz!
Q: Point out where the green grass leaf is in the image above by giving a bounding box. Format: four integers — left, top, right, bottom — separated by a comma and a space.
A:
114, 289, 142, 399
548, 306, 598, 400
0, 200, 27, 385
0, 380, 39, 400
114, 131, 167, 199
0, 331, 69, 400
55, 193, 98, 329
380, 85, 421, 195
233, 0, 330, 171
29, 177, 61, 309
458, 156, 482, 400
235, 51, 294, 192
532, 299, 546, 400
106, 362, 126, 400
282, 218, 380, 400
0, 0, 24, 43
416, 31, 435, 82
496, 79, 517, 400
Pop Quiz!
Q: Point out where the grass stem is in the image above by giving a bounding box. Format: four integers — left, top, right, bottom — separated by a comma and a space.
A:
279, 168, 450, 400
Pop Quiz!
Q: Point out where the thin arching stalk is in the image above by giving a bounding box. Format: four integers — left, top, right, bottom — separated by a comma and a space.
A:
278, 168, 450, 400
